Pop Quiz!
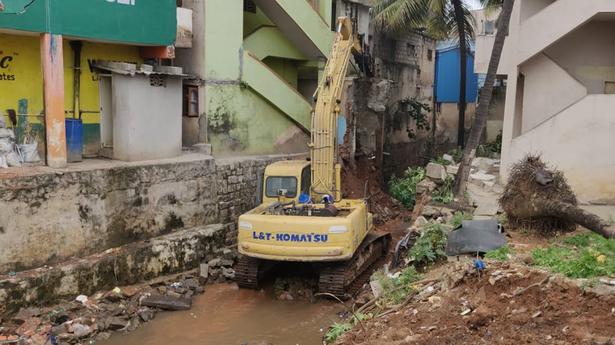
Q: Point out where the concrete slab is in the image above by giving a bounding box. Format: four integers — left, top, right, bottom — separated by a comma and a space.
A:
468, 183, 501, 217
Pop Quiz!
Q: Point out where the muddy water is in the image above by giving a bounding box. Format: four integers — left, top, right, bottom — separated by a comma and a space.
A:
101, 284, 341, 345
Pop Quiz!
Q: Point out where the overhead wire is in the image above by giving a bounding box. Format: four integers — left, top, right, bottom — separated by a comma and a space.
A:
0, 0, 40, 15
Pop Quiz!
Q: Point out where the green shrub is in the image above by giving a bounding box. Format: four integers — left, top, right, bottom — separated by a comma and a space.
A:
531, 232, 615, 278
450, 212, 473, 229
325, 313, 369, 343
325, 322, 353, 343
448, 148, 463, 163
476, 132, 503, 158
388, 167, 426, 208
431, 176, 454, 204
430, 156, 451, 166
409, 223, 449, 265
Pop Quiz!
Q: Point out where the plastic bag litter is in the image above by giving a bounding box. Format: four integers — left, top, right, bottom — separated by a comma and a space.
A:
0, 156, 7, 169
19, 143, 41, 163
0, 138, 12, 154
0, 128, 14, 139
5, 151, 22, 167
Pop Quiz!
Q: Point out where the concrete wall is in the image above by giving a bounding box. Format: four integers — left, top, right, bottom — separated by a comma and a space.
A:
518, 54, 586, 134
508, 95, 615, 203
175, 0, 325, 156
498, 0, 615, 203
0, 153, 303, 273
545, 20, 615, 95
112, 74, 183, 161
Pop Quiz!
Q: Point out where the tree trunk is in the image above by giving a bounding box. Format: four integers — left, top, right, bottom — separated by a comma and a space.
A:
452, 0, 467, 148
454, 0, 515, 197
529, 199, 615, 238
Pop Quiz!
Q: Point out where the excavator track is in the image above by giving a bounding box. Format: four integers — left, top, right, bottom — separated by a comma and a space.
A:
235, 256, 260, 289
318, 232, 390, 298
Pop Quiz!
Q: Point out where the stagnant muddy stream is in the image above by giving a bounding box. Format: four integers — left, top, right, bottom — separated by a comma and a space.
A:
100, 284, 342, 345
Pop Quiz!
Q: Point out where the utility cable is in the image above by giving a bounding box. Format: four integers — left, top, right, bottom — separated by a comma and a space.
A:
0, 0, 40, 15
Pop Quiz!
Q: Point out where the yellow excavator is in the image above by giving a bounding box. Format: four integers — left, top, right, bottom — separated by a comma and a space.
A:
236, 17, 390, 297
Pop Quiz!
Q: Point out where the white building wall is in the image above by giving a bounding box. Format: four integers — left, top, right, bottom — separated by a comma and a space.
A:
519, 54, 586, 133
493, 0, 615, 203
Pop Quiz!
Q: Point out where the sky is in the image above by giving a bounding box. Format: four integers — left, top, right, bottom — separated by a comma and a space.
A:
464, 0, 483, 9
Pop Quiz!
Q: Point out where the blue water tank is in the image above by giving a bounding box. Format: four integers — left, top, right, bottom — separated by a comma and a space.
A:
65, 118, 83, 163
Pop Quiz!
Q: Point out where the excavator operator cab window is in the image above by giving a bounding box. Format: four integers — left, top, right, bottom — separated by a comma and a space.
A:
266, 177, 297, 198
301, 166, 311, 195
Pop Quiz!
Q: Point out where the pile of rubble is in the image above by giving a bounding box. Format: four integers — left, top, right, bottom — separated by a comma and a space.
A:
0, 252, 237, 344
336, 261, 615, 345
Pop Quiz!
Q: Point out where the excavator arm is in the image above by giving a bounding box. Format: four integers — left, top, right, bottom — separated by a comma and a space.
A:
310, 17, 362, 201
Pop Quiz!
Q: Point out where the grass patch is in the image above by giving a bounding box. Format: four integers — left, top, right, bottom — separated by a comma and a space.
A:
531, 232, 615, 278
325, 313, 369, 343
485, 245, 513, 261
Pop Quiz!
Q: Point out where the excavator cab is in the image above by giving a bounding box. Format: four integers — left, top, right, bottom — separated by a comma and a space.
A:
261, 160, 311, 205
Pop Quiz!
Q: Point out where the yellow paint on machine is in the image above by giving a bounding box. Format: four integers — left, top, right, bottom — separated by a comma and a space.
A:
237, 160, 372, 262
0, 33, 142, 124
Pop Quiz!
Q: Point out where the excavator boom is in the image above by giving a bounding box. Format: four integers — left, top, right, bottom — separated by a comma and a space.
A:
310, 17, 361, 200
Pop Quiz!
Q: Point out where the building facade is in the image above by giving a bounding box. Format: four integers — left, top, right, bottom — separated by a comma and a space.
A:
434, 40, 479, 144
475, 0, 615, 203
175, 0, 335, 155
0, 0, 178, 166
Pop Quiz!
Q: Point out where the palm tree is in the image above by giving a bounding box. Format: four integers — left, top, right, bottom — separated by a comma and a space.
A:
372, 0, 476, 148
453, 0, 514, 197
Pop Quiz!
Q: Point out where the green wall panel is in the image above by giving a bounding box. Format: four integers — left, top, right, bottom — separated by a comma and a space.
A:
0, 0, 176, 46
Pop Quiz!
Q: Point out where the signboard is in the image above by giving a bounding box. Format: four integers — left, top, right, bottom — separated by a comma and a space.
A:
0, 0, 176, 46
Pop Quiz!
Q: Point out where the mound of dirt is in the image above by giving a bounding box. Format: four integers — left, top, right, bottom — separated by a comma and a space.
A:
336, 261, 615, 345
342, 156, 407, 226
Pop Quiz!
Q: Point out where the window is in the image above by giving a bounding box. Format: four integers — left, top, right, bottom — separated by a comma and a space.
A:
427, 49, 433, 61
266, 177, 298, 198
301, 166, 311, 195
407, 43, 417, 57
244, 0, 256, 13
183, 85, 199, 117
484, 20, 496, 35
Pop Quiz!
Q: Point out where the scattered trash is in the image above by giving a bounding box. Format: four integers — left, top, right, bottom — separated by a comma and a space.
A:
75, 295, 88, 305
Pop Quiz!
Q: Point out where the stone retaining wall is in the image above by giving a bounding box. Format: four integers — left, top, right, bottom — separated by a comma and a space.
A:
0, 153, 305, 273
0, 225, 225, 316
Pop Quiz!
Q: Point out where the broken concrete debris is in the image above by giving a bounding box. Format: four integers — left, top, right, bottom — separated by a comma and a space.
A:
141, 294, 192, 311
425, 162, 448, 183
0, 251, 237, 344
416, 179, 437, 195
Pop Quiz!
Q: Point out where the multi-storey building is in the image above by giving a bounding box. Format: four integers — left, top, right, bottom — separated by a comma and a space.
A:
476, 0, 615, 202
